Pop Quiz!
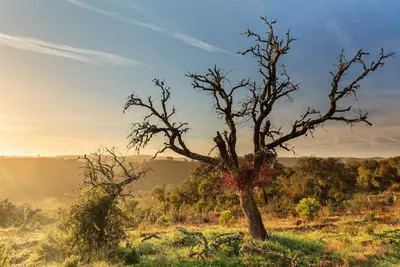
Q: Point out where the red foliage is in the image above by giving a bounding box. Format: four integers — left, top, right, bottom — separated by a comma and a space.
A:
223, 155, 277, 192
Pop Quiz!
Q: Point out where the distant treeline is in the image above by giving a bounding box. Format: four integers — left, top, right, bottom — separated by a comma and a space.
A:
142, 156, 400, 224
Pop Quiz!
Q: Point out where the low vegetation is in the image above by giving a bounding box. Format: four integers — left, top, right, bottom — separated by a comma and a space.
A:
2, 153, 399, 266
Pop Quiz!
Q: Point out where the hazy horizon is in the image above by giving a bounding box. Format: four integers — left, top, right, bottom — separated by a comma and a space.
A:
1, 0, 400, 158
0, 154, 390, 160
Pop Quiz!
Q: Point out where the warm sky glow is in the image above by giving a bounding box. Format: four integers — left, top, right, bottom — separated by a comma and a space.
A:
1, 0, 399, 157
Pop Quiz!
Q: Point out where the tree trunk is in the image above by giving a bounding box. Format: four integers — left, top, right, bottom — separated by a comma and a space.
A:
238, 188, 270, 240
262, 188, 269, 204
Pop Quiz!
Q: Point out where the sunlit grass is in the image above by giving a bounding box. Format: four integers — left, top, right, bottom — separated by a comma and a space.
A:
3, 209, 400, 266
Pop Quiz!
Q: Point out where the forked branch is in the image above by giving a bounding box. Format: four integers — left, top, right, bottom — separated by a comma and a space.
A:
81, 147, 147, 197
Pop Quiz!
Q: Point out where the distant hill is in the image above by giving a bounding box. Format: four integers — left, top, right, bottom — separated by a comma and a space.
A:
0, 156, 198, 208
0, 155, 386, 208
277, 157, 386, 167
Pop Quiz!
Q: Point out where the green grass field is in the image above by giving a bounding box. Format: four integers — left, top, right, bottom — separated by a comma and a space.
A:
3, 207, 399, 267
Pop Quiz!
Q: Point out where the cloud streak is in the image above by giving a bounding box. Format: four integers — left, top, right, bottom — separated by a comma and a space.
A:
67, 0, 231, 54
327, 20, 357, 53
104, 0, 178, 30
0, 32, 141, 66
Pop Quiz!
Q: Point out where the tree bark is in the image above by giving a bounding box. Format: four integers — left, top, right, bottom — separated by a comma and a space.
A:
238, 188, 270, 240
262, 188, 269, 205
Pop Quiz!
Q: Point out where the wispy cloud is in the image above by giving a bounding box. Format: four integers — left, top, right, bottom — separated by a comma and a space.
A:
104, 0, 178, 30
0, 32, 141, 66
172, 33, 227, 53
67, 0, 231, 54
327, 20, 357, 53
67, 0, 165, 32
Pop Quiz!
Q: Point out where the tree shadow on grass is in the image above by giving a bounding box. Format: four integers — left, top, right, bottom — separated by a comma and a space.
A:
273, 223, 339, 232
267, 233, 342, 266
273, 234, 324, 255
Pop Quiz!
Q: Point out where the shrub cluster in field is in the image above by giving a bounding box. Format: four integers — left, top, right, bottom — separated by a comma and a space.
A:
295, 198, 321, 221
35, 187, 140, 265
0, 198, 54, 229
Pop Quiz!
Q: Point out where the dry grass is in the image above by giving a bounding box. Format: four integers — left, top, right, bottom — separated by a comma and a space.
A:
4, 205, 400, 267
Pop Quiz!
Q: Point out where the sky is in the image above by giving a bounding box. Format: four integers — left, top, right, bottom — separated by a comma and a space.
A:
0, 0, 399, 158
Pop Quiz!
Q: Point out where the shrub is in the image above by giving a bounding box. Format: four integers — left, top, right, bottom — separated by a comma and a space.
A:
343, 194, 370, 213
217, 240, 242, 257
62, 255, 81, 267
203, 215, 211, 224
265, 196, 293, 217
364, 210, 376, 221
127, 205, 163, 227
342, 223, 359, 237
219, 210, 234, 226
318, 206, 331, 221
35, 229, 69, 262
109, 242, 140, 265
0, 199, 26, 227
61, 187, 126, 257
155, 215, 169, 227
170, 231, 199, 247
170, 209, 187, 224
295, 198, 321, 220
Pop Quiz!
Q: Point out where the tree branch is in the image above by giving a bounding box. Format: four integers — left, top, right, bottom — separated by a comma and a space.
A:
124, 79, 218, 165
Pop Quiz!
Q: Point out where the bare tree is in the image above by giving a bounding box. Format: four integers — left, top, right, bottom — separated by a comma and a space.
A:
123, 17, 394, 240
82, 147, 147, 199
80, 147, 147, 238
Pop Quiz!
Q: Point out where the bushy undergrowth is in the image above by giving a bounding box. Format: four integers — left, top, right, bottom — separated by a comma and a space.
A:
7, 155, 400, 266
35, 229, 69, 262
0, 198, 54, 229
219, 210, 234, 226
108, 241, 140, 265
62, 255, 81, 267
295, 198, 321, 221
60, 187, 126, 257
155, 215, 170, 227
34, 187, 134, 265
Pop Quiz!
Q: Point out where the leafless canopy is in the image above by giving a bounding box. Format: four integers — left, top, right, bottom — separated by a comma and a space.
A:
81, 147, 148, 198
124, 17, 394, 173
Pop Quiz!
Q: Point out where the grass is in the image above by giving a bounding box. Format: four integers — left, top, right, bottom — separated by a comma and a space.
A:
3, 207, 400, 267
124, 210, 400, 267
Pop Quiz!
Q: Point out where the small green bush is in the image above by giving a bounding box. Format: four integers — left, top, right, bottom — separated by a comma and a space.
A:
61, 187, 126, 256
217, 240, 242, 257
62, 255, 81, 267
155, 215, 169, 227
295, 198, 321, 220
170, 232, 198, 248
219, 210, 234, 226
109, 242, 140, 265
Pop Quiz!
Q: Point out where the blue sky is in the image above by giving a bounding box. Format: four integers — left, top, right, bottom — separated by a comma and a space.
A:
0, 0, 399, 157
